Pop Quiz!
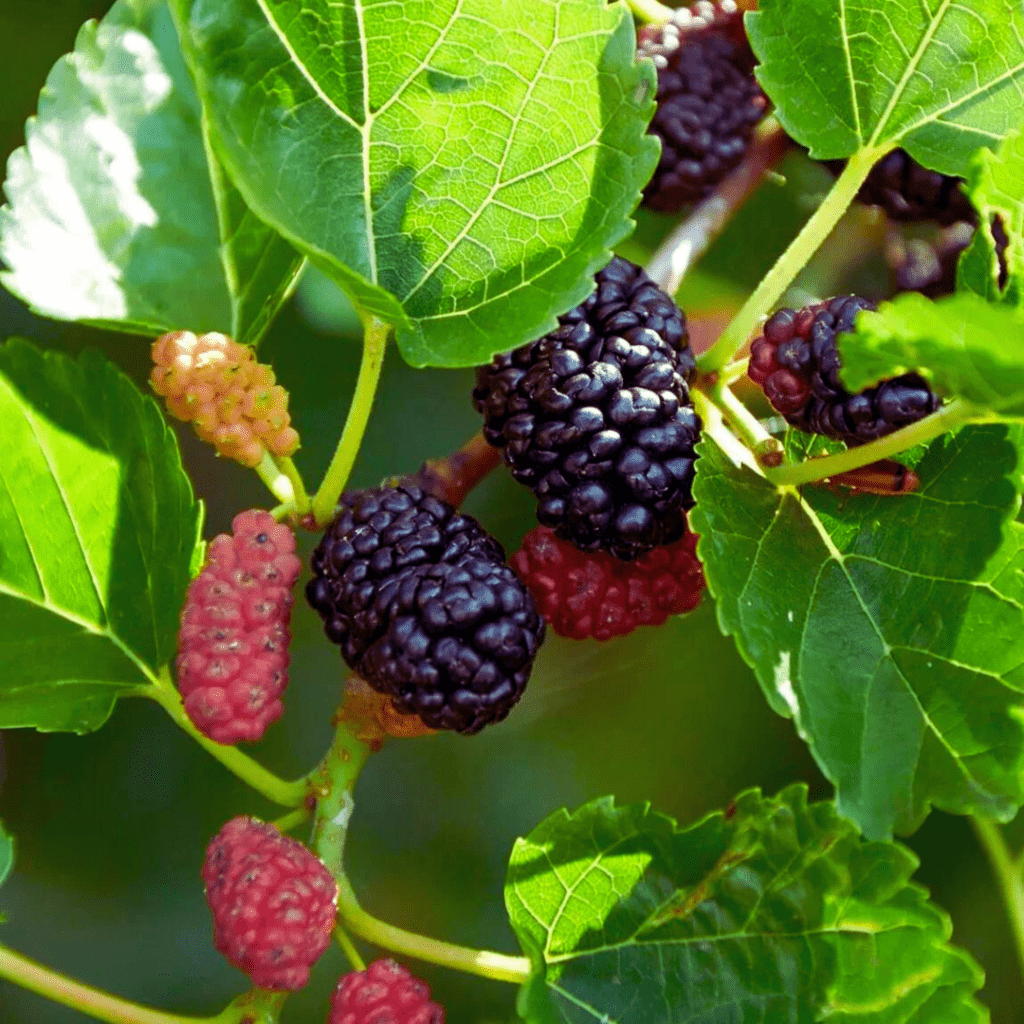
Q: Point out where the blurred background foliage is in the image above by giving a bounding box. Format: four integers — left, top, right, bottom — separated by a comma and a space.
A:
0, 3, 1021, 1022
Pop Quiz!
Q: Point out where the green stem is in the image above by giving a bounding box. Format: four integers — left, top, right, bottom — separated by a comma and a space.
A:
335, 880, 531, 985
691, 389, 762, 475
763, 399, 980, 487
311, 312, 390, 527
271, 806, 312, 834
0, 943, 235, 1024
971, 816, 1024, 985
275, 456, 310, 515
625, 0, 674, 23
140, 670, 308, 808
334, 926, 367, 973
253, 453, 297, 507
712, 383, 774, 450
698, 147, 881, 374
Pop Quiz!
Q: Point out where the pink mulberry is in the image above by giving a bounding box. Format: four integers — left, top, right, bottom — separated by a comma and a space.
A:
202, 817, 337, 990
177, 510, 302, 744
329, 959, 445, 1024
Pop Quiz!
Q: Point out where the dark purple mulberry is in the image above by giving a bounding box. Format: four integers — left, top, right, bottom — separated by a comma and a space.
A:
473, 256, 701, 561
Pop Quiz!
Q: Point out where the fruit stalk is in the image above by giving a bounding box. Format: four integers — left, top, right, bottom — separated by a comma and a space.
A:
699, 146, 881, 373
413, 431, 501, 508
625, 0, 675, 24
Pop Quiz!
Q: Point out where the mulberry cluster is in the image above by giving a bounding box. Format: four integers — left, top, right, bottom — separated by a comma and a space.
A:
150, 330, 299, 467
640, 1, 767, 211
306, 484, 545, 734
202, 817, 337, 991
748, 296, 941, 443
825, 149, 975, 226
512, 525, 704, 641
329, 959, 445, 1024
177, 509, 301, 744
473, 257, 701, 561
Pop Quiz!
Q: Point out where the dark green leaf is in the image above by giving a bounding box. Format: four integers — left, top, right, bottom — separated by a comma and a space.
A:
748, 0, 1024, 172
0, 339, 203, 732
840, 292, 1024, 417
0, 822, 11, 892
0, 0, 302, 345
506, 785, 985, 1023
691, 427, 1024, 839
173, 0, 657, 368
958, 129, 1024, 306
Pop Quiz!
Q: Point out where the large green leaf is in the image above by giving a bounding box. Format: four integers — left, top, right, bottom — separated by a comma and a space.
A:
748, 0, 1024, 172
506, 785, 985, 1023
0, 0, 302, 345
0, 339, 203, 733
839, 292, 1024, 417
958, 130, 1024, 306
173, 0, 657, 368
691, 427, 1024, 840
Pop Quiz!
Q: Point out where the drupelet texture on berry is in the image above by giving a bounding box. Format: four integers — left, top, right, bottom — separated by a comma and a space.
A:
824, 149, 975, 226
150, 331, 299, 467
640, 1, 767, 212
330, 959, 445, 1024
473, 257, 701, 561
177, 510, 302, 744
306, 484, 545, 734
512, 525, 705, 641
748, 296, 941, 443
202, 817, 337, 991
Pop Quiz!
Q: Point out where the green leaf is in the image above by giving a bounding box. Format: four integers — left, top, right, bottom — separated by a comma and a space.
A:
506, 785, 986, 1023
0, 339, 203, 733
840, 292, 1024, 417
958, 130, 1024, 306
692, 428, 1024, 840
0, 821, 11, 922
748, 0, 1024, 173
0, 0, 302, 345
172, 0, 657, 368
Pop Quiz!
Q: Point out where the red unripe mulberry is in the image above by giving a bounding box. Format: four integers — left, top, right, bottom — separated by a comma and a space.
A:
329, 959, 445, 1024
202, 817, 337, 991
512, 525, 704, 641
177, 510, 302, 743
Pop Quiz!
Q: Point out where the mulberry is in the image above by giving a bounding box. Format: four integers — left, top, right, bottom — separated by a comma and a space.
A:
202, 817, 336, 991
329, 959, 444, 1024
150, 331, 299, 468
177, 509, 301, 744
473, 256, 701, 561
512, 525, 704, 641
640, 1, 767, 211
748, 296, 941, 443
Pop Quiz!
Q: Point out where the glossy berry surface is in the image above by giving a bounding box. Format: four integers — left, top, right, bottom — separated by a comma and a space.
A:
150, 330, 299, 467
329, 959, 445, 1024
202, 817, 337, 991
473, 257, 701, 561
307, 485, 545, 734
748, 296, 941, 443
640, 1, 766, 211
177, 510, 301, 744
512, 525, 704, 641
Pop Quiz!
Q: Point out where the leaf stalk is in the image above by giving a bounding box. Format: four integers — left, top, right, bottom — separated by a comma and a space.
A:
698, 146, 881, 373
763, 399, 981, 487
971, 815, 1024, 988
310, 311, 390, 527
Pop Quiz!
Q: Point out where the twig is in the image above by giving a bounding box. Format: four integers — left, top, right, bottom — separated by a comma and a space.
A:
646, 122, 791, 296
412, 431, 501, 509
